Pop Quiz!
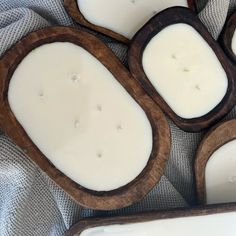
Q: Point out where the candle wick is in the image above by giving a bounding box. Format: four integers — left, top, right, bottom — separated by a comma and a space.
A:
171, 54, 176, 59
117, 124, 123, 131
38, 91, 44, 98
97, 105, 102, 112
195, 85, 200, 90
183, 68, 190, 72
71, 74, 80, 82
97, 151, 103, 158
74, 119, 80, 128
131, 0, 135, 3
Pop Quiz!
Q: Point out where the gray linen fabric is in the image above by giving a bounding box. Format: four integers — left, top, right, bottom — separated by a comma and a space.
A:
0, 0, 236, 235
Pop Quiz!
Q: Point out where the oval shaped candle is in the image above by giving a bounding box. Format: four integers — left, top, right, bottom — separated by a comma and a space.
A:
8, 42, 153, 192
205, 139, 236, 204
142, 23, 228, 119
78, 0, 188, 39
79, 212, 236, 236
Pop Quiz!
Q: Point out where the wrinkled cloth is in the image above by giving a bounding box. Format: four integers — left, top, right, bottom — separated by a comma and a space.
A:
0, 0, 236, 235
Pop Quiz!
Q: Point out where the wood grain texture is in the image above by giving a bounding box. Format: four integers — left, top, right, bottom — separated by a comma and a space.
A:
0, 26, 171, 210
221, 11, 236, 63
195, 119, 236, 204
66, 203, 236, 236
63, 0, 196, 44
128, 7, 236, 132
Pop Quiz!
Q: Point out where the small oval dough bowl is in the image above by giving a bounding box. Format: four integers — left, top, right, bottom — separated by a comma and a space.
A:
63, 0, 196, 43
0, 26, 171, 210
128, 7, 236, 132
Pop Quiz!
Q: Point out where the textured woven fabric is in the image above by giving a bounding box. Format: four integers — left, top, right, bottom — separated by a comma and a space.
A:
0, 0, 236, 235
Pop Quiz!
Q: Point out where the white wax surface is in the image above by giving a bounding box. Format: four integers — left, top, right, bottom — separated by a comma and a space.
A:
142, 23, 228, 119
8, 42, 153, 191
231, 30, 236, 55
80, 212, 236, 236
78, 0, 188, 39
206, 139, 236, 204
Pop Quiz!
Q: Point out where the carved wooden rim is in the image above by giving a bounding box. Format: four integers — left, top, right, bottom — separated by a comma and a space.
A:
63, 0, 197, 44
0, 26, 171, 210
195, 119, 236, 204
221, 11, 236, 63
66, 203, 236, 236
128, 7, 236, 132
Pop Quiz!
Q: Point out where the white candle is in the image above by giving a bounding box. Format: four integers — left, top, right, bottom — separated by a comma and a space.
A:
231, 30, 236, 55
80, 212, 236, 236
8, 42, 152, 191
78, 0, 188, 39
142, 23, 228, 119
205, 139, 236, 204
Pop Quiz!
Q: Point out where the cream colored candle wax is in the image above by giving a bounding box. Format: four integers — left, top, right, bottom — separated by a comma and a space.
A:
142, 23, 228, 119
78, 0, 188, 39
80, 212, 236, 236
206, 139, 236, 204
8, 42, 152, 192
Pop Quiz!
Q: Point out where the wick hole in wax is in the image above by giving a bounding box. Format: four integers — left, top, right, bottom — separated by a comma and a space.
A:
183, 68, 190, 72
96, 105, 102, 112
97, 151, 103, 159
195, 85, 200, 90
228, 175, 236, 184
74, 120, 80, 128
71, 73, 80, 83
171, 54, 177, 59
116, 124, 123, 131
38, 91, 44, 98
131, 0, 135, 4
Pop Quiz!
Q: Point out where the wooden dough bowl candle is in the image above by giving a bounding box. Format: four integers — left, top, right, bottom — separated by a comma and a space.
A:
128, 7, 236, 132
221, 11, 236, 63
195, 119, 236, 205
67, 203, 236, 236
0, 26, 171, 210
64, 0, 196, 43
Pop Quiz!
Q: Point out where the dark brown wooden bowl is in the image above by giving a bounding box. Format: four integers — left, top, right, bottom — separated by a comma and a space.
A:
221, 11, 236, 63
195, 119, 236, 205
66, 203, 236, 236
128, 7, 236, 132
64, 0, 196, 44
0, 26, 171, 210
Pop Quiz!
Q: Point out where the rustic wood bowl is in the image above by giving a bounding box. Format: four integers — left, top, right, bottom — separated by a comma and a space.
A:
221, 11, 236, 63
66, 203, 236, 236
128, 7, 236, 132
63, 0, 197, 44
0, 26, 171, 210
195, 119, 236, 205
